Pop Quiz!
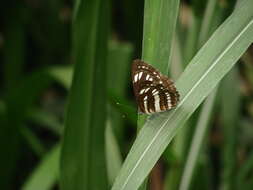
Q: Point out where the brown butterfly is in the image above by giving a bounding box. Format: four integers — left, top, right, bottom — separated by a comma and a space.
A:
132, 59, 179, 114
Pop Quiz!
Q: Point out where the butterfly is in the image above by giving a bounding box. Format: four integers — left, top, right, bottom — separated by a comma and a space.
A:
132, 59, 179, 114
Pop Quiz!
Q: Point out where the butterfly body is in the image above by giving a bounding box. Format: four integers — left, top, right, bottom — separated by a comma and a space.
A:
132, 59, 179, 114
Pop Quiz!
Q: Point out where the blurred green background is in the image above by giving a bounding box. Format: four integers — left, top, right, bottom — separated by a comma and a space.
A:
0, 0, 253, 190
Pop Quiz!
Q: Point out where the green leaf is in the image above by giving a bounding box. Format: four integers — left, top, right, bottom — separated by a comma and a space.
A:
179, 88, 217, 190
176, 0, 223, 188
142, 0, 180, 73
108, 92, 137, 126
60, 0, 109, 189
170, 34, 183, 79
237, 150, 253, 189
198, 0, 218, 47
106, 122, 122, 185
183, 12, 201, 66
49, 65, 73, 89
22, 145, 60, 190
112, 1, 253, 189
0, 69, 53, 189
219, 68, 241, 190
107, 40, 133, 96
20, 126, 46, 157
26, 108, 62, 136
107, 40, 134, 143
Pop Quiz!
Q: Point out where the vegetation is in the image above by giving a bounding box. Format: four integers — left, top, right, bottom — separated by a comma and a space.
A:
0, 0, 253, 189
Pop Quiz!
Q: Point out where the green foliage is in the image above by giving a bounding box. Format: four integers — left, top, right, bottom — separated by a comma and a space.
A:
60, 0, 109, 189
22, 145, 60, 190
1, 0, 253, 189
112, 0, 253, 189
142, 0, 180, 73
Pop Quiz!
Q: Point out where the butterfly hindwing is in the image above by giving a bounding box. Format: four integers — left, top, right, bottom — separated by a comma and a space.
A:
132, 59, 179, 114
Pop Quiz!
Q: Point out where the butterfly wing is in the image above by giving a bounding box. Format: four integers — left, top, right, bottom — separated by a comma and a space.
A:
132, 59, 179, 114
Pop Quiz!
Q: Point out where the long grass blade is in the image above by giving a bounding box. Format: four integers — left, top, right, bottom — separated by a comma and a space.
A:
106, 121, 122, 184
0, 69, 53, 189
237, 150, 253, 189
60, 0, 109, 189
198, 0, 218, 46
142, 0, 180, 72
179, 88, 217, 190
219, 68, 241, 190
22, 145, 60, 190
20, 126, 46, 157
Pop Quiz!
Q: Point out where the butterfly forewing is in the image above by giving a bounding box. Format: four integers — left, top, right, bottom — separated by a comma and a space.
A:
132, 59, 179, 114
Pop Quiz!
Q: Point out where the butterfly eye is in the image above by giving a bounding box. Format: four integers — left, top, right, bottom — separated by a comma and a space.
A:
132, 59, 179, 114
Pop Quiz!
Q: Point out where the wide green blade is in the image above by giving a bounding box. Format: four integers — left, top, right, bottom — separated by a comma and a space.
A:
112, 0, 253, 189
60, 0, 109, 189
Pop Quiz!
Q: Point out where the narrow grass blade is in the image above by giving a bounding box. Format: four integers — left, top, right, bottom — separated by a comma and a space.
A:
237, 150, 253, 189
219, 68, 241, 190
22, 145, 60, 190
0, 70, 53, 189
1, 4, 29, 189
60, 0, 109, 189
183, 12, 201, 66
112, 1, 253, 189
26, 108, 62, 136
177, 0, 223, 188
106, 121, 122, 184
170, 34, 184, 79
198, 0, 217, 46
179, 88, 217, 190
107, 40, 134, 143
20, 126, 46, 157
139, 0, 180, 188
107, 40, 133, 96
142, 0, 180, 73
